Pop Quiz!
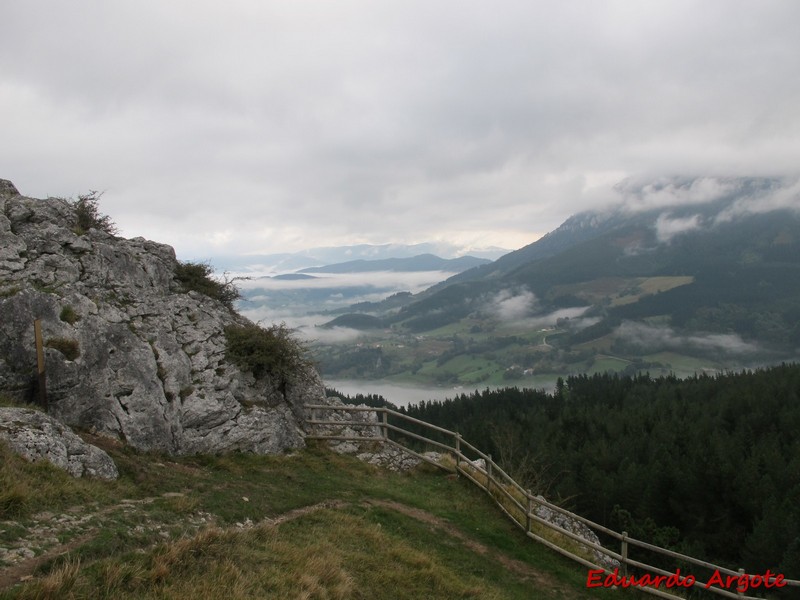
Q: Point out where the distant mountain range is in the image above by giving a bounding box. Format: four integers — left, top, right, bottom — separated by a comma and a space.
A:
202, 243, 509, 275
316, 177, 800, 383
392, 177, 800, 347
299, 254, 490, 274
235, 253, 490, 318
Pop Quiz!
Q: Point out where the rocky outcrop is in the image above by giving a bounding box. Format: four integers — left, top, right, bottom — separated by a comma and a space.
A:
0, 407, 118, 479
309, 399, 442, 471
0, 179, 325, 455
532, 496, 620, 571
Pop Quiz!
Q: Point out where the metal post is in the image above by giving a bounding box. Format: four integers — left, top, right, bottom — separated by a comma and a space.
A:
34, 319, 47, 410
621, 531, 629, 577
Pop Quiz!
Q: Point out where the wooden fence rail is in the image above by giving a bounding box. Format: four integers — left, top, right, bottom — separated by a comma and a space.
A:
305, 404, 799, 600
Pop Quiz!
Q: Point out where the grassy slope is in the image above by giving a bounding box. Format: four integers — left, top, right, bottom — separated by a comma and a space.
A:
0, 438, 624, 600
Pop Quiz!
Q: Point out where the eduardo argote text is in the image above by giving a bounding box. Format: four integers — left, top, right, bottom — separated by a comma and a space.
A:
587, 567, 787, 594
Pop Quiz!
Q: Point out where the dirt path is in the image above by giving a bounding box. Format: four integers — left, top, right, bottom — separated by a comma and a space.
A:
271, 497, 573, 594
0, 530, 97, 590
0, 493, 202, 590
2, 496, 573, 596
362, 498, 570, 595
262, 499, 350, 526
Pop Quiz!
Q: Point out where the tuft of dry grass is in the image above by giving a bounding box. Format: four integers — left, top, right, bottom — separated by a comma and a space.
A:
163, 493, 199, 514
14, 557, 81, 600
44, 337, 80, 361
96, 562, 145, 599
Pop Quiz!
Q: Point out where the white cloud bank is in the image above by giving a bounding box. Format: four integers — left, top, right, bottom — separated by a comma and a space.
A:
616, 321, 760, 356
490, 289, 540, 321
654, 213, 703, 243
238, 270, 455, 294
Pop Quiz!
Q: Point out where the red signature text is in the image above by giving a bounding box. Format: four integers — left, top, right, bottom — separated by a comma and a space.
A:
586, 568, 787, 593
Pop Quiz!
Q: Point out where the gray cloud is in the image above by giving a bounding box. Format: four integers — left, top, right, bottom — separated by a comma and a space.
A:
3, 1, 800, 258
715, 178, 800, 222
238, 304, 364, 344
613, 178, 742, 214
237, 269, 450, 341
238, 270, 451, 294
482, 288, 592, 328
616, 321, 760, 356
489, 288, 540, 321
523, 307, 592, 330
654, 213, 703, 243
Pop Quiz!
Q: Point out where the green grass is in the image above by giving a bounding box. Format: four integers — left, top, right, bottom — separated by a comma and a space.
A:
587, 355, 631, 375
0, 440, 624, 600
0, 395, 33, 409
59, 305, 80, 325
416, 354, 500, 384
0, 441, 127, 520
642, 352, 721, 377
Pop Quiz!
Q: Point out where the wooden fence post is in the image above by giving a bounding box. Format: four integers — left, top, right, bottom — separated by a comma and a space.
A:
621, 531, 629, 577
526, 490, 533, 533
487, 454, 493, 492
33, 319, 47, 410
381, 409, 388, 441
454, 433, 461, 469
737, 569, 745, 597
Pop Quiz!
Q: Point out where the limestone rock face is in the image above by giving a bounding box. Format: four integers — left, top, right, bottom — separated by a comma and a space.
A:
0, 179, 325, 454
0, 407, 119, 479
533, 497, 620, 570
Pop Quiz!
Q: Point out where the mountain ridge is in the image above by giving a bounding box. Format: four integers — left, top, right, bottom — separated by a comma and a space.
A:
312, 177, 800, 384
393, 177, 800, 344
204, 243, 509, 275
299, 253, 490, 274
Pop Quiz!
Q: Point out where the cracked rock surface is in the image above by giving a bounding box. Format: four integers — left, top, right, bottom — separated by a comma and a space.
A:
0, 407, 118, 479
0, 179, 324, 455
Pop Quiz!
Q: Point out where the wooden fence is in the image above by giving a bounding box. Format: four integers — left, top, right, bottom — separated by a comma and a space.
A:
305, 404, 799, 600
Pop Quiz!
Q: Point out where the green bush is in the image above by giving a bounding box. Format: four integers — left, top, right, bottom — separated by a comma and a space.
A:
71, 191, 118, 236
60, 305, 80, 325
224, 322, 309, 383
174, 261, 241, 310
45, 337, 81, 360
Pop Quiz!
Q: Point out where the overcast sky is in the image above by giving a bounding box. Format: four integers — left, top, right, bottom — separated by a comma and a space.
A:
3, 0, 800, 259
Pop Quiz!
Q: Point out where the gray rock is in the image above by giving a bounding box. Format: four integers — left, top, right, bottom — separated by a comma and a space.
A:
308, 396, 383, 453
0, 179, 328, 455
533, 496, 620, 570
0, 407, 119, 479
0, 179, 19, 198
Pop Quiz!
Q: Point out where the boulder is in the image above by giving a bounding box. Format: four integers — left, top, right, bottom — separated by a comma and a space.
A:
0, 407, 118, 479
533, 496, 620, 570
